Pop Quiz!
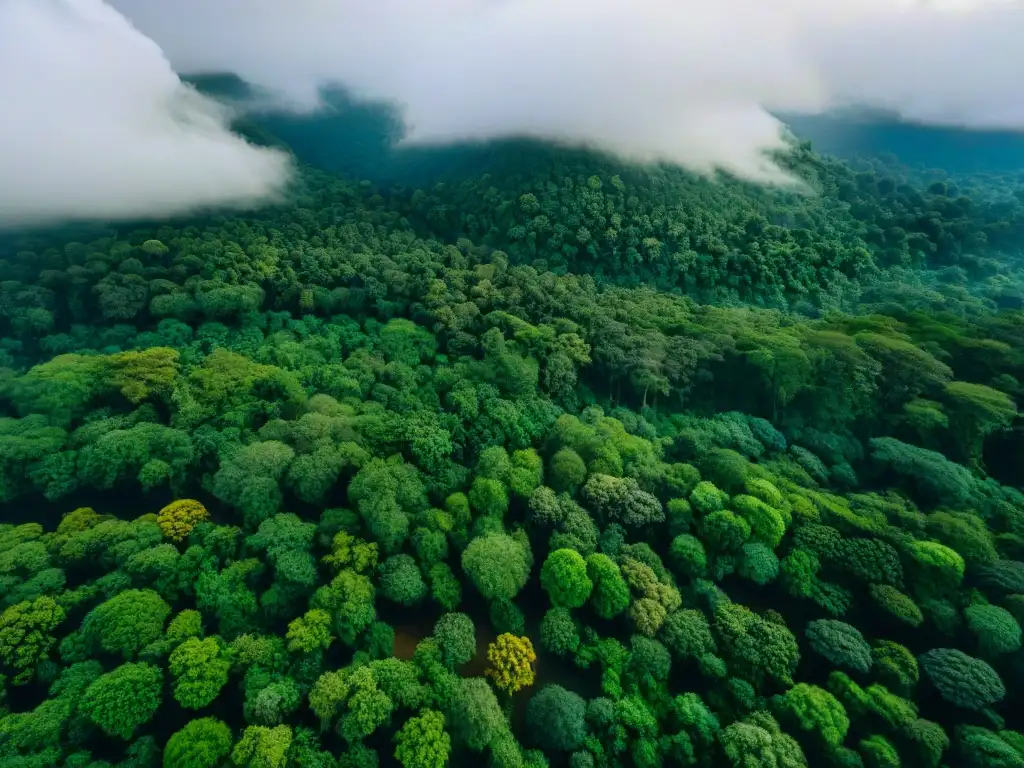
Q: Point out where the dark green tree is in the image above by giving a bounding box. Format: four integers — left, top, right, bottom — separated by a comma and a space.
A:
526, 684, 587, 752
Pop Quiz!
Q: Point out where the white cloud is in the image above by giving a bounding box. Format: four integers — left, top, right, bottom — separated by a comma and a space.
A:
107, 0, 833, 184
4, 0, 1024, 229
107, 0, 1024, 184
809, 1, 1024, 129
0, 0, 291, 230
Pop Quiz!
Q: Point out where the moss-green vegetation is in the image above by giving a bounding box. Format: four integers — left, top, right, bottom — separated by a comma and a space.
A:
0, 132, 1023, 768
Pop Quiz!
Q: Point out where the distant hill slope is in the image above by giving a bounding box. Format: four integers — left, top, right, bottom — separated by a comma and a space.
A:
11, 75, 1010, 315
780, 111, 1024, 175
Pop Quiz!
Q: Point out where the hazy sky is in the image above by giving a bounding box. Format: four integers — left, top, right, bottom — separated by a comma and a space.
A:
2, 0, 1023, 228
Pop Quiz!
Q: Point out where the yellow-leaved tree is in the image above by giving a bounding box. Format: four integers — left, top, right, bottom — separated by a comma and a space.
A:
485, 633, 536, 694
158, 499, 210, 542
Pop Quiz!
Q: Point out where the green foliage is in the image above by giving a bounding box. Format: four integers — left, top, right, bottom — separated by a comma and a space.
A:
348, 458, 425, 555
944, 381, 1017, 464
213, 441, 295, 527
411, 526, 448, 568
869, 438, 977, 508
628, 635, 671, 683
864, 684, 918, 730
169, 636, 231, 709
469, 476, 510, 518
370, 658, 428, 710
871, 641, 918, 694
246, 676, 302, 726
731, 494, 787, 548
630, 597, 668, 638
2, 129, 1024, 768
660, 608, 717, 666
0, 596, 64, 684
309, 665, 393, 742
860, 734, 900, 768
167, 610, 204, 642
550, 449, 587, 493
585, 553, 630, 619
665, 497, 696, 537
164, 718, 233, 768
919, 648, 1005, 710
394, 710, 450, 768
780, 548, 819, 599
964, 603, 1022, 657
311, 569, 376, 646
286, 609, 334, 653
490, 598, 526, 636
428, 562, 462, 611
714, 603, 800, 687
462, 533, 532, 601
702, 510, 751, 553
434, 612, 476, 670
805, 620, 873, 674
80, 661, 163, 739
902, 718, 949, 768
868, 585, 923, 627
956, 726, 1024, 768
690, 482, 728, 515
232, 725, 293, 768
526, 685, 587, 752
672, 691, 721, 746
581, 474, 663, 528
737, 542, 780, 585
540, 607, 580, 657
807, 581, 850, 620
80, 588, 170, 659
448, 677, 506, 751
540, 548, 593, 608
669, 534, 707, 578
976, 561, 1024, 594
834, 536, 903, 587
774, 683, 850, 747
719, 712, 807, 768
364, 621, 396, 660
379, 554, 428, 606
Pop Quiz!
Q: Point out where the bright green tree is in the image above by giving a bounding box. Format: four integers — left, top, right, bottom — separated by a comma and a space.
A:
232, 725, 293, 768
80, 588, 170, 659
773, 683, 849, 747
462, 533, 531, 601
540, 548, 593, 608
164, 717, 233, 768
169, 636, 231, 709
80, 662, 163, 739
394, 710, 451, 768
586, 553, 630, 619
286, 608, 334, 653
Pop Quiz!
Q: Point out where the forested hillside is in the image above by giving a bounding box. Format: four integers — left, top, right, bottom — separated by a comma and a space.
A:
2, 133, 1024, 768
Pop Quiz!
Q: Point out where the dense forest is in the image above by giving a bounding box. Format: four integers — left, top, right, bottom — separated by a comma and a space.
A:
2, 120, 1024, 768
